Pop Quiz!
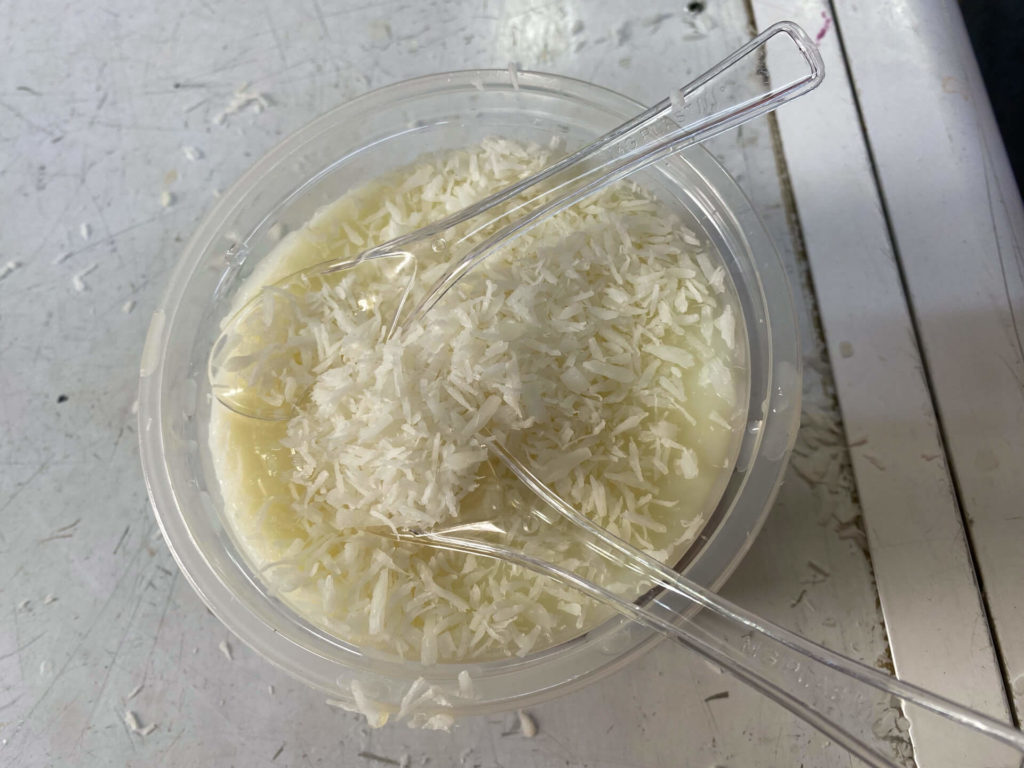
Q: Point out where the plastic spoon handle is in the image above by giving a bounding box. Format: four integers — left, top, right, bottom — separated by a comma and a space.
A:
492, 442, 1024, 762
414, 528, 902, 768
399, 21, 824, 327
407, 440, 1024, 767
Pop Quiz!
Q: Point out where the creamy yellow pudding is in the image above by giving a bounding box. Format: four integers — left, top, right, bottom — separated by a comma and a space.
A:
210, 137, 746, 664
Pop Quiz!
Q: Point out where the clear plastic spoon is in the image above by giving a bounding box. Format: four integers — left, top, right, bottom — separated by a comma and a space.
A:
210, 21, 823, 419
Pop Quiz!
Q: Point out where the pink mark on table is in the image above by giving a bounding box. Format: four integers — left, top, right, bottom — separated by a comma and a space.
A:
815, 11, 832, 43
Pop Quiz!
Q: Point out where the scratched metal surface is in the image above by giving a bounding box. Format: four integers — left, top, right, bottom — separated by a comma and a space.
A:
0, 1, 897, 766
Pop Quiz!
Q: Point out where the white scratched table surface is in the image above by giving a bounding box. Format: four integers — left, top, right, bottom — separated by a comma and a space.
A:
0, 1, 1019, 767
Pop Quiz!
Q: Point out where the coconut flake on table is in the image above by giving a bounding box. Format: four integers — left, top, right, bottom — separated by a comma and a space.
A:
0, 261, 20, 281
72, 263, 98, 292
123, 710, 140, 732
517, 709, 538, 738
124, 709, 157, 737
212, 83, 271, 125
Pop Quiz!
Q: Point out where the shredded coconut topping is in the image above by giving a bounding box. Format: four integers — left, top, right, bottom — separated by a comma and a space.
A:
211, 138, 745, 685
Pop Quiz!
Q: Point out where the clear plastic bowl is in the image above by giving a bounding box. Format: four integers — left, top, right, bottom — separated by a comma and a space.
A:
138, 69, 801, 717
